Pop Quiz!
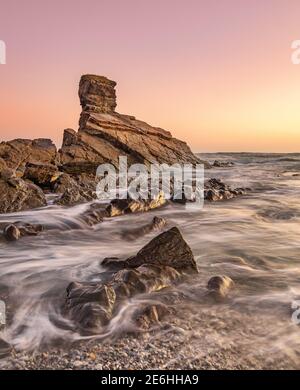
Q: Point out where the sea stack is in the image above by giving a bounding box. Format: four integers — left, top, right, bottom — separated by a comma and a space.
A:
59, 74, 204, 173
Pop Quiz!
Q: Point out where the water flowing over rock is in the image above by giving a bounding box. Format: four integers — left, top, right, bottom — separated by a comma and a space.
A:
204, 178, 248, 201
65, 227, 197, 332
121, 216, 167, 240
207, 275, 234, 300
3, 222, 43, 241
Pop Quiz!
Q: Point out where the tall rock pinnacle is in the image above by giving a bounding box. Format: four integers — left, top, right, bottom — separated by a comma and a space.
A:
59, 74, 207, 173
79, 75, 117, 113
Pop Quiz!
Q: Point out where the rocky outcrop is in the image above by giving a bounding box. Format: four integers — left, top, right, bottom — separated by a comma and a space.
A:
59, 74, 205, 174
101, 227, 197, 273
0, 138, 57, 174
65, 227, 197, 332
77, 192, 166, 226
53, 173, 95, 206
0, 75, 250, 214
0, 177, 47, 213
106, 191, 166, 217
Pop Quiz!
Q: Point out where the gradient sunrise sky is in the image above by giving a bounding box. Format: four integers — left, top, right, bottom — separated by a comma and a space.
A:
1, 0, 300, 152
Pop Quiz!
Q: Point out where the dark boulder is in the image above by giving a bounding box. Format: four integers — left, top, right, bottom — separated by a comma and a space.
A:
65, 227, 197, 332
23, 162, 60, 189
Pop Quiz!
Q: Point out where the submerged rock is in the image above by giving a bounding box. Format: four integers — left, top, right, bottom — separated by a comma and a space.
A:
3, 222, 43, 241
65, 227, 197, 332
0, 177, 46, 214
121, 216, 167, 240
212, 160, 234, 167
207, 275, 234, 300
204, 178, 248, 201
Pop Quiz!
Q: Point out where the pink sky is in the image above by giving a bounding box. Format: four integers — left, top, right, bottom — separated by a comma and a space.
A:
1, 0, 300, 152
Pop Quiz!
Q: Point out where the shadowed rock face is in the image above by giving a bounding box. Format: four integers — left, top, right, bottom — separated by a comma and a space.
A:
65, 227, 198, 332
114, 227, 198, 273
59, 74, 205, 173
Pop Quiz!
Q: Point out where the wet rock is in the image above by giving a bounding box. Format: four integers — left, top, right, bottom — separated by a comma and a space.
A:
3, 224, 20, 241
102, 227, 198, 274
66, 264, 181, 332
207, 275, 234, 299
3, 222, 43, 241
106, 191, 166, 217
23, 162, 60, 189
204, 178, 247, 201
78, 204, 107, 226
65, 227, 197, 332
212, 160, 234, 167
121, 216, 167, 240
66, 282, 116, 329
134, 303, 171, 329
0, 177, 47, 214
129, 227, 197, 272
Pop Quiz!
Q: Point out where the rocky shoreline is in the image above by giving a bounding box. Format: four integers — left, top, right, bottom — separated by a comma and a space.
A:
0, 75, 252, 368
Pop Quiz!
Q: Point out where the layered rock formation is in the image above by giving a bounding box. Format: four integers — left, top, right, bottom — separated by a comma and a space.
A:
59, 74, 204, 174
0, 74, 249, 214
0, 138, 57, 174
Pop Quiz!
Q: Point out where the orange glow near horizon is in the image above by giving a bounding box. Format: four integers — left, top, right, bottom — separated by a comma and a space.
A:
1, 0, 300, 152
